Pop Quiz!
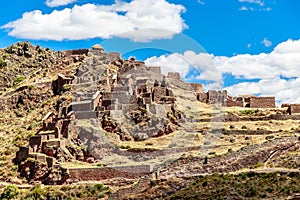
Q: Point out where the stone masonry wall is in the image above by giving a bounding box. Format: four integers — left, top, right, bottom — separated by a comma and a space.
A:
167, 72, 181, 80
64, 49, 89, 56
190, 83, 203, 93
288, 104, 300, 115
226, 97, 243, 107
249, 97, 275, 108
67, 165, 153, 181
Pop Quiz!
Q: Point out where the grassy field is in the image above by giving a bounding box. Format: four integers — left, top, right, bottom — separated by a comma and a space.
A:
169, 172, 300, 200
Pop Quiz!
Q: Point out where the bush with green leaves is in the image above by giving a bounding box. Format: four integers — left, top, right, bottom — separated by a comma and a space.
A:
63, 85, 70, 92
24, 184, 44, 200
239, 109, 259, 115
0, 59, 7, 67
1, 184, 20, 199
13, 75, 26, 86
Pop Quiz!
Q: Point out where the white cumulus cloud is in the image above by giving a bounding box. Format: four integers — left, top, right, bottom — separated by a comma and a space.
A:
225, 78, 300, 104
145, 51, 222, 82
2, 0, 187, 42
261, 37, 272, 47
215, 41, 300, 80
144, 39, 300, 104
46, 0, 76, 7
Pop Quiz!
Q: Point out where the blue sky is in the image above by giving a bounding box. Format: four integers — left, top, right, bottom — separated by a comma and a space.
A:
0, 0, 300, 104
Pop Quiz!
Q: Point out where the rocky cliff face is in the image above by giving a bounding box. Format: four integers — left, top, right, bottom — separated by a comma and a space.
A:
0, 42, 84, 92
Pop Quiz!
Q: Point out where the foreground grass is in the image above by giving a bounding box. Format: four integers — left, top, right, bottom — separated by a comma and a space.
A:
170, 172, 300, 200
1, 183, 110, 200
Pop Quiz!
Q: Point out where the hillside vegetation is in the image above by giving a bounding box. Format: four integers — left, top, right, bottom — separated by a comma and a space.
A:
0, 42, 83, 183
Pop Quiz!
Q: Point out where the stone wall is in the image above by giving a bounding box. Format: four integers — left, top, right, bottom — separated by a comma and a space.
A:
281, 103, 290, 108
75, 111, 98, 120
52, 74, 73, 94
15, 146, 29, 163
197, 92, 208, 103
190, 83, 203, 93
70, 100, 92, 111
226, 97, 243, 107
64, 49, 89, 56
153, 87, 167, 102
288, 104, 300, 115
249, 97, 275, 108
29, 136, 42, 151
208, 90, 227, 105
196, 90, 276, 108
167, 72, 181, 80
147, 66, 161, 74
111, 91, 130, 104
67, 165, 153, 181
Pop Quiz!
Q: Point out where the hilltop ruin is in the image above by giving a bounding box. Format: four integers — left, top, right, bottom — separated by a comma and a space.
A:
195, 90, 276, 108
13, 45, 300, 185
14, 45, 191, 184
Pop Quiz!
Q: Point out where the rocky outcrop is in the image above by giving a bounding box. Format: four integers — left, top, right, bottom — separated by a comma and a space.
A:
0, 41, 85, 92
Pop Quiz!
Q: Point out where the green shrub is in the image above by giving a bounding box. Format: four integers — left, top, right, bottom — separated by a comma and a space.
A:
240, 172, 247, 180
250, 161, 264, 169
29, 85, 35, 90
0, 59, 7, 67
25, 184, 44, 199
11, 165, 18, 171
13, 75, 26, 86
240, 109, 259, 115
1, 184, 20, 199
94, 183, 105, 191
63, 85, 70, 91
0, 155, 7, 161
45, 190, 65, 200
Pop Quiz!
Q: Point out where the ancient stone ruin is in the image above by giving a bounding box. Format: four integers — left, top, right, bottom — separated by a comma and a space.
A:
13, 45, 185, 184
196, 90, 276, 108
13, 44, 298, 185
287, 104, 300, 115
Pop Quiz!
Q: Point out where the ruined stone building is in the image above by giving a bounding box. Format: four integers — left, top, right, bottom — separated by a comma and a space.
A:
287, 104, 300, 115
14, 43, 287, 186
196, 90, 276, 108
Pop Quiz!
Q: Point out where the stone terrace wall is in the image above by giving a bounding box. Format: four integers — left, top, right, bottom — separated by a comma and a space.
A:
250, 97, 275, 108
67, 165, 153, 181
75, 111, 98, 120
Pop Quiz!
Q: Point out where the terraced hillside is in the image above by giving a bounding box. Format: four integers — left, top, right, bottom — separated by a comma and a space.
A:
0, 42, 300, 200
